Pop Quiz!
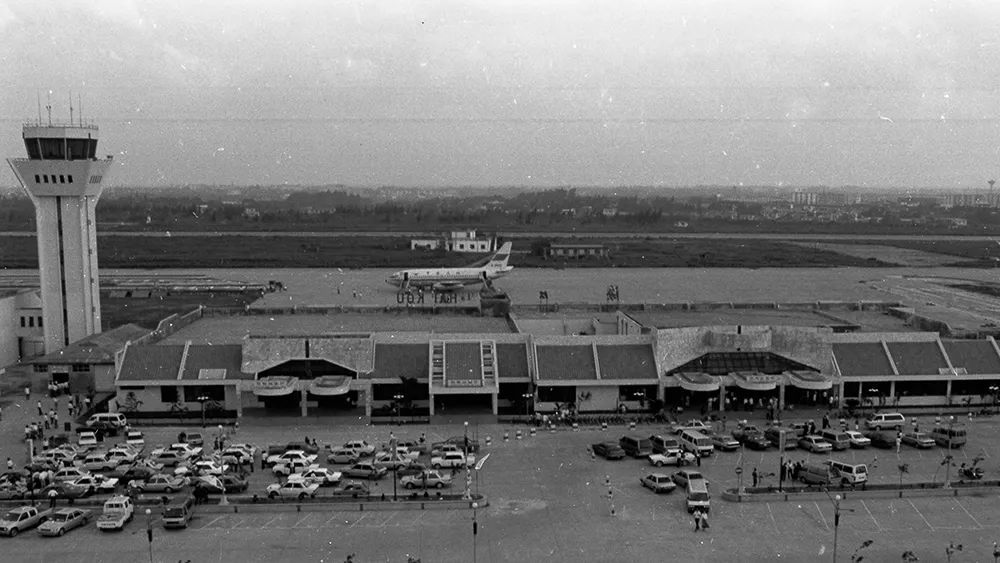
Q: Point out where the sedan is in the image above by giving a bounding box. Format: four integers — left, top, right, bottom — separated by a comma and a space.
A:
640, 473, 677, 494
265, 480, 318, 500
129, 474, 187, 494
844, 431, 871, 449
40, 482, 91, 499
266, 450, 318, 467
0, 486, 26, 500
671, 470, 707, 488
798, 436, 834, 453
195, 474, 249, 494
901, 432, 936, 449
373, 451, 414, 471
37, 508, 91, 537
288, 467, 343, 487
52, 467, 90, 483
67, 475, 118, 494
343, 463, 388, 480
329, 482, 370, 498
401, 470, 452, 490
864, 430, 896, 449
396, 462, 429, 478
272, 460, 320, 478
703, 430, 740, 452
592, 442, 626, 460
327, 448, 359, 465
648, 451, 695, 467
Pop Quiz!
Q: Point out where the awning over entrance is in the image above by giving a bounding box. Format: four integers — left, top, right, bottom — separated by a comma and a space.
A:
308, 375, 352, 396
730, 372, 780, 392
787, 371, 832, 391
253, 376, 299, 397
675, 372, 720, 392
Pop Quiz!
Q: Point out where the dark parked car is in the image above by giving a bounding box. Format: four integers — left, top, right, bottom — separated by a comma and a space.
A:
267, 442, 321, 456
591, 442, 626, 460
864, 430, 896, 449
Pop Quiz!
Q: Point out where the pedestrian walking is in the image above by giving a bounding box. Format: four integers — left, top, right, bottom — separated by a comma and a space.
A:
695, 451, 702, 467
24, 386, 30, 400
701, 511, 709, 531
48, 488, 57, 509
6, 458, 13, 471
52, 411, 58, 428
259, 449, 265, 471
895, 434, 902, 454
37, 401, 43, 416
693, 508, 703, 532
822, 413, 830, 430
752, 467, 759, 488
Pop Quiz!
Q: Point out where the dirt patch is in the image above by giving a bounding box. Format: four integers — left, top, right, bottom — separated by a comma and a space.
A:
788, 242, 973, 267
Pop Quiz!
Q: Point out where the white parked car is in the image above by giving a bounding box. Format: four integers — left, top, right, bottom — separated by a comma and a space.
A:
265, 480, 318, 500
844, 431, 871, 448
125, 431, 145, 451
342, 440, 375, 457
288, 467, 342, 487
326, 448, 359, 465
430, 451, 475, 470
80, 453, 118, 472
266, 450, 318, 466
648, 451, 696, 467
175, 460, 229, 477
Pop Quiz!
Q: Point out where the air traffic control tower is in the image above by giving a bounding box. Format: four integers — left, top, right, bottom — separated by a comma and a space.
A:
7, 118, 113, 352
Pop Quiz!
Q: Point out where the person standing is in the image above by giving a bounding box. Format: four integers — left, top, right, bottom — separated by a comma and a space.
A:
24, 386, 30, 401
895, 433, 902, 454
701, 511, 709, 531
36, 401, 43, 416
6, 458, 13, 471
693, 508, 702, 532
752, 467, 759, 488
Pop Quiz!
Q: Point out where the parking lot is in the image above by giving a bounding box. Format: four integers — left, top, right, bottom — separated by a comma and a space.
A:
3, 405, 1000, 561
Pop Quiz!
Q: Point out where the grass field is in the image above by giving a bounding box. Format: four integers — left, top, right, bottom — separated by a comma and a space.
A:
0, 235, 894, 269
811, 239, 1000, 266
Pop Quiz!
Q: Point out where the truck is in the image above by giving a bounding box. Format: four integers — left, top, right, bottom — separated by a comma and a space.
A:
0, 505, 53, 537
96, 495, 134, 531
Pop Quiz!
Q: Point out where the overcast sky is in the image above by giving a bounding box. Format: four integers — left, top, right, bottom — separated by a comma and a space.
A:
3, 0, 1000, 189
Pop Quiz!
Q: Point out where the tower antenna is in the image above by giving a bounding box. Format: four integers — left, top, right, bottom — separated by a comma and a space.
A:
69, 91, 74, 126
78, 93, 83, 126
45, 91, 52, 126
36, 92, 42, 124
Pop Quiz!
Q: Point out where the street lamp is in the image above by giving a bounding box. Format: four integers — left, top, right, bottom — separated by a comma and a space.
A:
944, 415, 955, 487
521, 393, 532, 421
145, 508, 153, 563
866, 388, 879, 413
824, 489, 854, 563
197, 394, 210, 428
990, 385, 1000, 414
393, 394, 405, 425
463, 421, 471, 500
471, 501, 479, 563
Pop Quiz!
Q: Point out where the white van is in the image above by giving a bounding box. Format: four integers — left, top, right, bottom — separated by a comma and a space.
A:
685, 479, 711, 513
87, 413, 128, 429
826, 460, 868, 485
865, 412, 905, 431
679, 430, 714, 457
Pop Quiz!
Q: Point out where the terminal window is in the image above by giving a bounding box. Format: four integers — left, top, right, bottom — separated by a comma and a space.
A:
34, 175, 39, 183
37, 316, 42, 327
20, 317, 25, 327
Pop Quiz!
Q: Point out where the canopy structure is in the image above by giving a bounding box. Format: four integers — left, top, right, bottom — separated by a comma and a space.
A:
308, 375, 352, 396
253, 376, 299, 397
730, 371, 781, 392
674, 372, 721, 392
787, 370, 833, 391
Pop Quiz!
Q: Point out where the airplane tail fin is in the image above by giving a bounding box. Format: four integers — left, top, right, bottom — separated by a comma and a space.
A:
485, 242, 513, 270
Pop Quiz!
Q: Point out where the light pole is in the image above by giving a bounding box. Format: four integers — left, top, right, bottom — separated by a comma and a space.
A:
824, 489, 854, 562
521, 393, 532, 421
866, 388, 878, 414
990, 385, 999, 414
197, 394, 209, 428
471, 501, 479, 563
393, 394, 404, 425
145, 508, 153, 563
463, 421, 472, 500
944, 415, 955, 487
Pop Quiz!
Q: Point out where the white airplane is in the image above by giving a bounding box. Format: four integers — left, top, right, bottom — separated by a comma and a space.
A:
386, 242, 513, 291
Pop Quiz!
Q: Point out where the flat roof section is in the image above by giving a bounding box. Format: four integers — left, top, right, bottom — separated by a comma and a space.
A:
117, 345, 185, 382
496, 343, 530, 379
369, 343, 428, 381
832, 342, 894, 377
162, 313, 513, 345
445, 342, 481, 382
536, 345, 597, 381
33, 324, 150, 365
886, 341, 949, 375
180, 344, 248, 380
942, 340, 1000, 375
627, 308, 910, 331
596, 344, 657, 380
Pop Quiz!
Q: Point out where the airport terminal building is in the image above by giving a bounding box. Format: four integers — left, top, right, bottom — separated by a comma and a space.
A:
110, 305, 1000, 421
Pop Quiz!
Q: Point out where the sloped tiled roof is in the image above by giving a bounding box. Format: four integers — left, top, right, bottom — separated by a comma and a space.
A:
117, 345, 185, 382
942, 340, 1000, 375
497, 343, 530, 379
181, 345, 249, 380
832, 343, 893, 377
536, 345, 596, 381
33, 324, 150, 365
369, 343, 428, 380
445, 342, 481, 381
597, 344, 657, 380
886, 342, 948, 375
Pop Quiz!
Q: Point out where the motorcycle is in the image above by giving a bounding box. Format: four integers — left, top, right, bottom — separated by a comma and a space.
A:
959, 465, 984, 480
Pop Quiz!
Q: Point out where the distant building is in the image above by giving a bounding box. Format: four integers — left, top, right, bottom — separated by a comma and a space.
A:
546, 243, 609, 259
410, 230, 496, 253
29, 323, 150, 394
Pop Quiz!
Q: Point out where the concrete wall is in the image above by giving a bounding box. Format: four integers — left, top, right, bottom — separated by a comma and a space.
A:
114, 384, 241, 412
0, 294, 18, 367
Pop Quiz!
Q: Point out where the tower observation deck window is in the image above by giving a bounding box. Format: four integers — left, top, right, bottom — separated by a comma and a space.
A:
43, 175, 48, 183
34, 175, 40, 183
67, 175, 73, 183
59, 175, 65, 183
38, 139, 66, 160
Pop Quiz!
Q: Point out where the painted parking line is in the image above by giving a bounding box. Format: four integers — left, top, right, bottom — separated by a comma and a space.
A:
291, 514, 313, 528
765, 503, 780, 532
952, 498, 984, 530
813, 501, 830, 531
347, 513, 368, 528
909, 497, 982, 531
859, 501, 884, 533
906, 499, 934, 531
199, 515, 228, 529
